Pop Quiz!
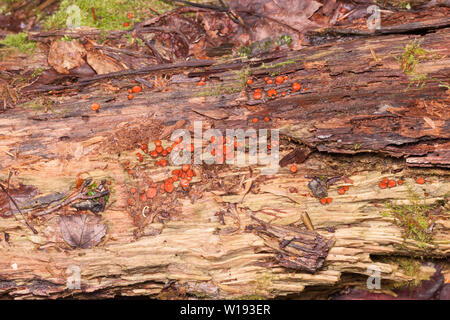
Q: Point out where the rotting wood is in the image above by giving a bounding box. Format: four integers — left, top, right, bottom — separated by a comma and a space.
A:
0, 23, 449, 299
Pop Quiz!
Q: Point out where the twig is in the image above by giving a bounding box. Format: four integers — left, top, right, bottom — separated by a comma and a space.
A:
218, 0, 246, 27
168, 0, 228, 12
24, 59, 216, 93
309, 19, 450, 37
6, 170, 13, 190
301, 212, 314, 231
92, 45, 154, 58
139, 26, 190, 49
168, 0, 245, 28
135, 77, 154, 89
0, 183, 38, 234
136, 32, 168, 64
91, 7, 97, 22
32, 179, 109, 217
236, 9, 302, 34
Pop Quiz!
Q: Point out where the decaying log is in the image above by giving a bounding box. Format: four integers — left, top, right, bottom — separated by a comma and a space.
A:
0, 24, 449, 299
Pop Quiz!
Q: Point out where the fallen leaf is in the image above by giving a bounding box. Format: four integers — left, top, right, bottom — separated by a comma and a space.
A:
0, 184, 39, 217
279, 147, 311, 167
160, 120, 187, 139
86, 49, 125, 74
192, 107, 230, 120
59, 214, 107, 249
230, 0, 324, 47
48, 40, 87, 74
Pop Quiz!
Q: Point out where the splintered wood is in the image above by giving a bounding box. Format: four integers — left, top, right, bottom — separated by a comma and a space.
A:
0, 25, 449, 299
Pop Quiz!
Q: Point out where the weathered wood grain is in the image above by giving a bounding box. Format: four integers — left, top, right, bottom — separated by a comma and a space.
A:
0, 26, 449, 299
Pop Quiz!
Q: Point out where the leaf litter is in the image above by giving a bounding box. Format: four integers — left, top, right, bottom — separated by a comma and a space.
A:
59, 214, 107, 249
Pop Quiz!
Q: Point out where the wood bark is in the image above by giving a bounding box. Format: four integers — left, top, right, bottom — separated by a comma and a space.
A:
0, 25, 449, 299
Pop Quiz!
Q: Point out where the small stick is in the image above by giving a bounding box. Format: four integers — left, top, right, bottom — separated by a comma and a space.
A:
0, 183, 38, 234
135, 77, 154, 89
369, 47, 380, 62
6, 170, 13, 190
168, 0, 228, 12
32, 179, 109, 217
301, 212, 314, 231
91, 7, 97, 21
136, 32, 167, 64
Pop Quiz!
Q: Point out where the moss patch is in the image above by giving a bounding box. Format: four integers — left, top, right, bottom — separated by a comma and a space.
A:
44, 0, 177, 31
395, 40, 442, 90
237, 35, 293, 59
382, 189, 436, 248
375, 0, 428, 9
397, 40, 431, 74
374, 256, 432, 290
195, 82, 243, 97
0, 32, 36, 54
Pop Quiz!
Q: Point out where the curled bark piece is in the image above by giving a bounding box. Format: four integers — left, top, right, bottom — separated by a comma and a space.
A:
248, 216, 334, 273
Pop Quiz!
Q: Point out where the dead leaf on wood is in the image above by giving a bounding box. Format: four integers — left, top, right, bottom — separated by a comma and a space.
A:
192, 107, 230, 120
69, 63, 97, 78
160, 120, 187, 139
47, 40, 87, 75
279, 147, 312, 167
59, 214, 107, 249
0, 184, 39, 217
231, 0, 324, 47
86, 50, 125, 75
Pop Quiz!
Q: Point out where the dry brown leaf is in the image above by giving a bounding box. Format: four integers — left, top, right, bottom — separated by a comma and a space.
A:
86, 50, 125, 75
59, 214, 107, 249
47, 40, 86, 74
192, 107, 230, 120
230, 0, 323, 46
279, 147, 312, 167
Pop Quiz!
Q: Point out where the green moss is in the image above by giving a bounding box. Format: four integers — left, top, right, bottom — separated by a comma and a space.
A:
382, 189, 436, 248
396, 40, 442, 90
374, 0, 428, 9
195, 82, 243, 97
125, 34, 144, 47
234, 66, 250, 88
44, 0, 177, 31
22, 97, 55, 113
406, 73, 428, 89
437, 80, 450, 90
237, 45, 252, 58
397, 40, 429, 73
61, 35, 74, 42
396, 257, 422, 278
258, 59, 295, 76
236, 35, 293, 58
32, 67, 45, 78
0, 32, 36, 54
374, 256, 430, 290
